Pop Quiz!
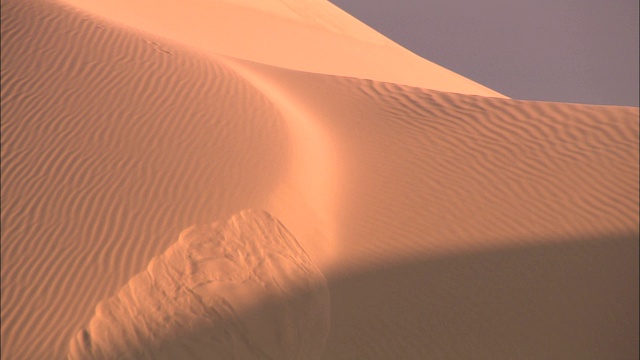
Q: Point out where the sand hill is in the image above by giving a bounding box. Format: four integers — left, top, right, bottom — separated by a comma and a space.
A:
1, 0, 638, 359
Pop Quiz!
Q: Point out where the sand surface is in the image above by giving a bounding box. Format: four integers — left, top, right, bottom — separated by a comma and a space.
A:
1, 0, 638, 359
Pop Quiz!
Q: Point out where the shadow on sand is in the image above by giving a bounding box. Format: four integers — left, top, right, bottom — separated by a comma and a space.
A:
90, 233, 637, 359
322, 233, 639, 359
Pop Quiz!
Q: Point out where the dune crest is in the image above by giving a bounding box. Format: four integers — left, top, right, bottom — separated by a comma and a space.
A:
216, 55, 341, 267
58, 0, 507, 96
68, 209, 330, 360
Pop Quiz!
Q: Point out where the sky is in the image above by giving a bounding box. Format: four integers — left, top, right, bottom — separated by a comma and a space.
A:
330, 0, 639, 106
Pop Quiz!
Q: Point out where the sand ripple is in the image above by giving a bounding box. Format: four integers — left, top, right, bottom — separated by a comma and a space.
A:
68, 209, 330, 360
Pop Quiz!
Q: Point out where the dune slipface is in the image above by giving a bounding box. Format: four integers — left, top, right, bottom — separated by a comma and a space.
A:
68, 209, 330, 360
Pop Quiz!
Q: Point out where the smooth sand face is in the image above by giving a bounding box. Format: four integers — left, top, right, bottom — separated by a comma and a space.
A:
1, 0, 638, 359
58, 0, 507, 97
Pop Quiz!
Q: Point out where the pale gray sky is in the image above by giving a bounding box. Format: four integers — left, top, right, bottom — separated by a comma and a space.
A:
330, 0, 639, 106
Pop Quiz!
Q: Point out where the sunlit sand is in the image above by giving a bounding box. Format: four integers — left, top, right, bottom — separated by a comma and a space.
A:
1, 0, 638, 359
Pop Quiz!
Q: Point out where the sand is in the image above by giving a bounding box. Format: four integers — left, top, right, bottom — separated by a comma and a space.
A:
1, 0, 638, 359
68, 210, 330, 359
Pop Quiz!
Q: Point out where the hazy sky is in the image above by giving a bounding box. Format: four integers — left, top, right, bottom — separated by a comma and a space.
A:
330, 0, 639, 106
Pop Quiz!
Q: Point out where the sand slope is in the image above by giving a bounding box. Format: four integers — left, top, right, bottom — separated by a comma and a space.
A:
57, 0, 506, 97
222, 57, 639, 267
2, 1, 292, 357
68, 210, 329, 360
1, 0, 638, 359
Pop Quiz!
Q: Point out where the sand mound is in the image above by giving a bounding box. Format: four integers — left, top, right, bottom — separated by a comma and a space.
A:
68, 209, 330, 360
1, 0, 638, 359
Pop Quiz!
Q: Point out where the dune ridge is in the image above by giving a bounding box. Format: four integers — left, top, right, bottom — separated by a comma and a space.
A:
57, 0, 507, 97
215, 55, 340, 266
1, 0, 638, 359
221, 60, 638, 266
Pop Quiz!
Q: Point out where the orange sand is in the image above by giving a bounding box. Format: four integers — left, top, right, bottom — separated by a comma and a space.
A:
1, 0, 638, 359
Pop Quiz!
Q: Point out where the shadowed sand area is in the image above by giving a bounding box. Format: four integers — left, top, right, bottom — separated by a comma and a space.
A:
1, 0, 638, 359
73, 232, 640, 359
323, 234, 638, 359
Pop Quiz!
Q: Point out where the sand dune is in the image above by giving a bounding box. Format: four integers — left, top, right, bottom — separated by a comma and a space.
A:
68, 210, 329, 360
222, 58, 638, 268
2, 1, 291, 356
57, 0, 506, 97
1, 0, 638, 359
